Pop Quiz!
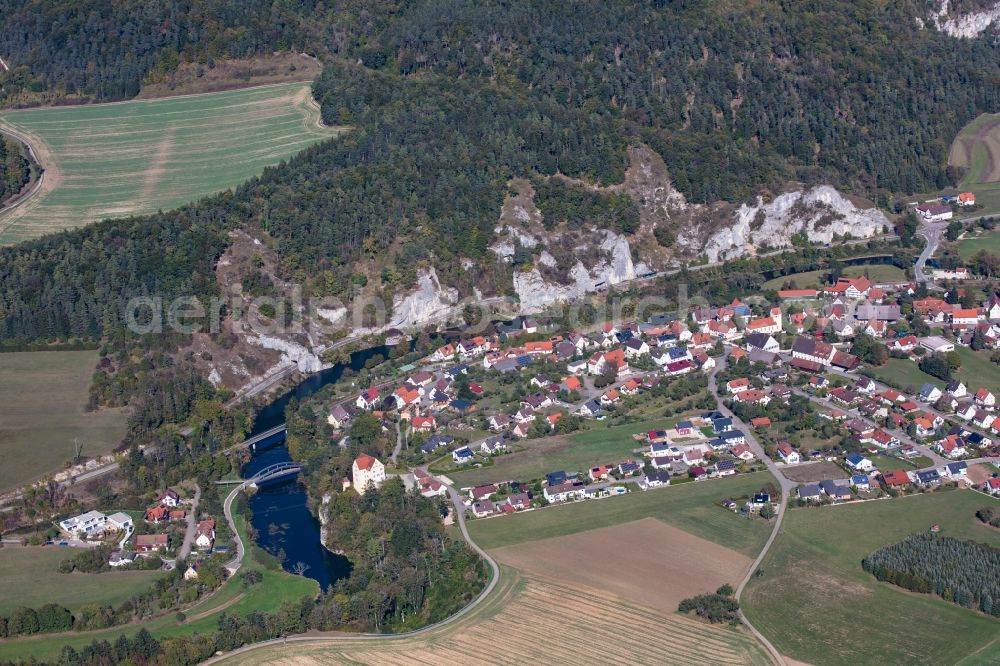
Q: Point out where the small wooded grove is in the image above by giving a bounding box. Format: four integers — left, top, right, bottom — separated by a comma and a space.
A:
677, 584, 740, 624
0, 136, 30, 204
862, 533, 1000, 616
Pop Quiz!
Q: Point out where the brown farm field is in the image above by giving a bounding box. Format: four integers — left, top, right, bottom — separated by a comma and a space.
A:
213, 567, 772, 666
780, 461, 846, 483
491, 517, 753, 615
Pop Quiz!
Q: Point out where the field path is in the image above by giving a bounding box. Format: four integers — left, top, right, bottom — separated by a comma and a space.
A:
0, 82, 341, 245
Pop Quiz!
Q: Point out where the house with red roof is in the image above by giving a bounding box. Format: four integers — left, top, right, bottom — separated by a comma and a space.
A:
776, 442, 799, 464
410, 415, 436, 433
824, 276, 872, 299
351, 454, 386, 494
880, 469, 911, 488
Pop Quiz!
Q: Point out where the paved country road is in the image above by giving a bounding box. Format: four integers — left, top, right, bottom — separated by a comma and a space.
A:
708, 363, 788, 666
203, 480, 499, 664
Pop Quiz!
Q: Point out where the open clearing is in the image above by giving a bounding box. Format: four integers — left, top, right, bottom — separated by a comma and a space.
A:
492, 517, 752, 614
214, 567, 771, 666
0, 546, 163, 615
0, 82, 339, 245
446, 415, 690, 488
867, 357, 944, 394
780, 461, 846, 483
743, 490, 1000, 665
762, 263, 906, 291
468, 471, 775, 556
948, 112, 1000, 214
0, 350, 127, 492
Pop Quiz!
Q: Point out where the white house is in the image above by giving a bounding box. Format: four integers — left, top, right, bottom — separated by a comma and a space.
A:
845, 453, 874, 472
776, 442, 800, 464
916, 203, 953, 221
194, 520, 215, 550
106, 512, 134, 533
352, 454, 386, 494
60, 510, 108, 538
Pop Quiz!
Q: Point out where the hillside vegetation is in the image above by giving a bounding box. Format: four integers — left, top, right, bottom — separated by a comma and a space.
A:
0, 0, 998, 487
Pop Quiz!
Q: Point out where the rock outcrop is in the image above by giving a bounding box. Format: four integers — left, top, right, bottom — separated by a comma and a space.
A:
929, 0, 1000, 37
389, 267, 459, 328
686, 186, 890, 263
247, 334, 324, 373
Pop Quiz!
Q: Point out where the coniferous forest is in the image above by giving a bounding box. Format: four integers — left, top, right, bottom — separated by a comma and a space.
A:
862, 533, 1000, 616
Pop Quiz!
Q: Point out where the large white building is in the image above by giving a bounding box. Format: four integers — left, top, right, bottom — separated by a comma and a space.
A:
60, 510, 108, 538
352, 454, 386, 494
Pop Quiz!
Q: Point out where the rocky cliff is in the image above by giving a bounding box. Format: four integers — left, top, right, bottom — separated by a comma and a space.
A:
929, 0, 1000, 37
687, 186, 891, 263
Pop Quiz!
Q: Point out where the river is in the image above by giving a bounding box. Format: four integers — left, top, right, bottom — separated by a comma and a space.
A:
239, 344, 392, 591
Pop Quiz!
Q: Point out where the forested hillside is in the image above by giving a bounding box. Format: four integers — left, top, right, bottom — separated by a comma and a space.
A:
0, 0, 320, 104
0, 0, 999, 438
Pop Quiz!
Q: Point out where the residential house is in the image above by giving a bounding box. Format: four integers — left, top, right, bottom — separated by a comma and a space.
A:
195, 520, 215, 550
776, 442, 800, 464
851, 475, 871, 492
791, 336, 836, 367
845, 453, 874, 472
352, 454, 386, 494
919, 383, 943, 402
144, 506, 168, 524
916, 203, 953, 221
135, 534, 168, 553
731, 443, 755, 461
726, 378, 751, 394
798, 484, 822, 501
356, 388, 381, 410
60, 510, 108, 538
976, 388, 997, 409
745, 332, 780, 353
480, 435, 508, 455
947, 380, 968, 398
451, 446, 476, 465
157, 489, 180, 507
327, 404, 351, 428
543, 481, 585, 503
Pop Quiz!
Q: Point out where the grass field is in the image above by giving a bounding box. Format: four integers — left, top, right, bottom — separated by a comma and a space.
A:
0, 350, 127, 492
0, 546, 163, 615
0, 82, 339, 245
955, 228, 1000, 260
447, 416, 690, 488
949, 112, 1000, 215
214, 566, 772, 666
743, 490, 1000, 665
954, 346, 1000, 396
468, 471, 775, 557
781, 462, 846, 483
866, 358, 944, 394
0, 506, 318, 662
763, 264, 906, 291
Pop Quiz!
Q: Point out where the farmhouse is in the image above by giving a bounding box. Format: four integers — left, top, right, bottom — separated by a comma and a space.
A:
916, 203, 953, 221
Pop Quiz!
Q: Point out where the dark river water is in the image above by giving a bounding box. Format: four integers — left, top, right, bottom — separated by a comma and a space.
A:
239, 344, 392, 591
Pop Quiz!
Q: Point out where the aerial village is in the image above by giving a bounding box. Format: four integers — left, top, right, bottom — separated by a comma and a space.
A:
330, 266, 1000, 522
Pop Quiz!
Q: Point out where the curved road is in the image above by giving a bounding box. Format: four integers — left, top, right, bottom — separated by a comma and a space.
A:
204, 481, 499, 664
708, 364, 790, 666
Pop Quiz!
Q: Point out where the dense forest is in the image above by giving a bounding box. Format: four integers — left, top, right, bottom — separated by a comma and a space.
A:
0, 0, 323, 104
0, 137, 30, 204
2, 0, 998, 347
284, 398, 487, 631
862, 533, 1000, 615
